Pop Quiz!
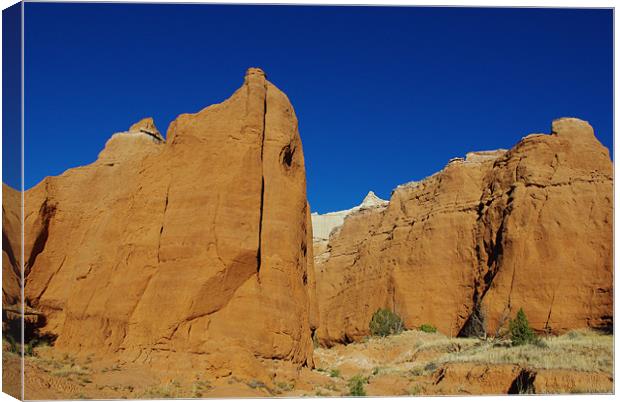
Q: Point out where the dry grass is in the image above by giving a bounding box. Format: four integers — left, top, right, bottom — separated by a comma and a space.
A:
138, 379, 215, 398
391, 332, 481, 367
319, 328, 612, 380
274, 381, 295, 394
408, 336, 481, 355
28, 351, 94, 385
138, 379, 183, 398
190, 380, 213, 398
569, 386, 615, 394
432, 328, 612, 374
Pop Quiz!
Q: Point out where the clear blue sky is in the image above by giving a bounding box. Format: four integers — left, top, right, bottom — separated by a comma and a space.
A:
15, 4, 614, 213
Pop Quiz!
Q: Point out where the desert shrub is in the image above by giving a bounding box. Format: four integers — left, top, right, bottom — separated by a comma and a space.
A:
409, 384, 422, 395
328, 368, 341, 378
369, 308, 404, 337
24, 339, 41, 356
419, 324, 437, 333
347, 375, 367, 397
140, 385, 174, 399
247, 379, 268, 389
275, 382, 294, 392
191, 380, 212, 397
25, 342, 33, 356
424, 362, 437, 373
509, 308, 538, 346
4, 336, 19, 354
3, 336, 47, 356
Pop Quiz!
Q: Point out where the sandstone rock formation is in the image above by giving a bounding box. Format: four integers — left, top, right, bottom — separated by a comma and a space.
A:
311, 191, 388, 260
315, 118, 612, 344
2, 184, 21, 311
18, 68, 317, 379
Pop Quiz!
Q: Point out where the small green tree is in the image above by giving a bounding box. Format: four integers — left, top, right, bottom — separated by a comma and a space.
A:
348, 375, 367, 397
509, 308, 537, 346
369, 308, 404, 337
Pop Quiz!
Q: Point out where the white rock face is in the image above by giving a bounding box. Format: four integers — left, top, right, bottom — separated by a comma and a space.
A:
465, 149, 507, 163
96, 130, 164, 164
311, 191, 388, 241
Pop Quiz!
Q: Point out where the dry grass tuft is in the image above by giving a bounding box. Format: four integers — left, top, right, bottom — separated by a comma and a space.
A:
139, 379, 185, 398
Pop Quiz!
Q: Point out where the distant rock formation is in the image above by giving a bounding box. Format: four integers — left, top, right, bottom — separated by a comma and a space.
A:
15, 68, 318, 380
128, 117, 165, 142
311, 191, 388, 241
314, 118, 612, 345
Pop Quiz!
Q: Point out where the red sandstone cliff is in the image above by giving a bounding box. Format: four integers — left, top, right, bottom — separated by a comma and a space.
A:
16, 69, 317, 380
314, 118, 612, 344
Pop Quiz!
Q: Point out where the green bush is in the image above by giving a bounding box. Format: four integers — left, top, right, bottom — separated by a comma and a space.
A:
419, 324, 437, 333
348, 375, 367, 397
509, 308, 538, 346
369, 308, 404, 337
424, 362, 437, 373
24, 341, 34, 356
4, 336, 19, 354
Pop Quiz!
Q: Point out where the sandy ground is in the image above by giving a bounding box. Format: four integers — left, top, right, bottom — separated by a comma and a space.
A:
2, 329, 613, 399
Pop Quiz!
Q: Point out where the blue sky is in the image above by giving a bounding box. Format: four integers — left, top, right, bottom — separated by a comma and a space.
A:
15, 4, 614, 213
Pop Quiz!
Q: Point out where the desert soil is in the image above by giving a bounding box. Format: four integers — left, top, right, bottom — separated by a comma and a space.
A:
3, 328, 612, 399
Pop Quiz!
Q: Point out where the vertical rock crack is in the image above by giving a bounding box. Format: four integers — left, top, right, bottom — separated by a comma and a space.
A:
256, 83, 267, 276
157, 184, 170, 264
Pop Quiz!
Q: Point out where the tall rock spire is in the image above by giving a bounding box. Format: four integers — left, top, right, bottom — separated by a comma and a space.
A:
20, 68, 317, 380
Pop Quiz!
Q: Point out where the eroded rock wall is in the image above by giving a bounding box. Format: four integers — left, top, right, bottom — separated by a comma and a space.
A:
315, 118, 612, 344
